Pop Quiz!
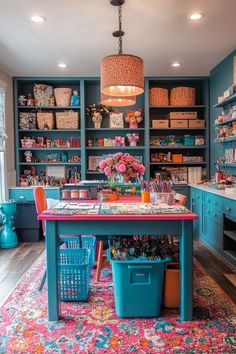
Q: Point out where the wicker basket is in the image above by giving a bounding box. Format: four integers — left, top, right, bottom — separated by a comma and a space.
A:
149, 88, 169, 106
37, 112, 54, 130
170, 87, 196, 106
54, 88, 72, 106
56, 111, 79, 129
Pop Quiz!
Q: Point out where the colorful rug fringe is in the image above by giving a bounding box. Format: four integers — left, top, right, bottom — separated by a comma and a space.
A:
0, 253, 235, 353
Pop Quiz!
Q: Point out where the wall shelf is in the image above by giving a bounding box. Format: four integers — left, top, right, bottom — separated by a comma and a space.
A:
149, 146, 207, 150
149, 105, 206, 109
19, 162, 81, 165
18, 106, 80, 110
213, 93, 236, 108
19, 148, 81, 151
214, 117, 236, 126
150, 162, 207, 165
86, 146, 145, 150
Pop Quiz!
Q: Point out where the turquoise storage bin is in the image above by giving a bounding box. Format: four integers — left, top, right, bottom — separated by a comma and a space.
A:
59, 247, 91, 301
112, 258, 168, 318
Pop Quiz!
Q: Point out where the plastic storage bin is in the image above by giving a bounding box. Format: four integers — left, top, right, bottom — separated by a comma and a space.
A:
112, 258, 168, 317
59, 246, 91, 301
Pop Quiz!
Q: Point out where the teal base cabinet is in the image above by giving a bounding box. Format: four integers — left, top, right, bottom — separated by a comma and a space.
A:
190, 186, 236, 268
9, 187, 60, 242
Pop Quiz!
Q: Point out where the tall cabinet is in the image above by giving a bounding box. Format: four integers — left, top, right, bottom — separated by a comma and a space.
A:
13, 76, 209, 186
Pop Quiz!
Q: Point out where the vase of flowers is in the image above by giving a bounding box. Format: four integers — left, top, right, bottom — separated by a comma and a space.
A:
86, 103, 110, 128
99, 152, 145, 184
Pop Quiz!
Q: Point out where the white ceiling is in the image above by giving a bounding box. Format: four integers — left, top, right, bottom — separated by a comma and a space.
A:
0, 0, 235, 77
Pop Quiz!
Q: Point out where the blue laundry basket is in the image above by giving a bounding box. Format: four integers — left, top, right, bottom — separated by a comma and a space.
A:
60, 236, 96, 269
112, 257, 169, 318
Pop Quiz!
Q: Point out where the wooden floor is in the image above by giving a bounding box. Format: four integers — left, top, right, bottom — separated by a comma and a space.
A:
0, 239, 235, 307
0, 241, 45, 306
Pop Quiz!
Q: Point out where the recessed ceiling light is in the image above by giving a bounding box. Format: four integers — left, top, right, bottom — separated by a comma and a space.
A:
30, 15, 46, 23
172, 62, 181, 67
189, 12, 204, 21
58, 62, 67, 68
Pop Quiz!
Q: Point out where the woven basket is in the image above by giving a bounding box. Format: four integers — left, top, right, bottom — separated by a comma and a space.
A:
56, 111, 79, 129
170, 87, 196, 106
37, 112, 54, 130
54, 88, 72, 106
149, 88, 169, 106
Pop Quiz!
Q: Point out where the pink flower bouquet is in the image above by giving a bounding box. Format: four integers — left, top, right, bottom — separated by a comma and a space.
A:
99, 152, 145, 180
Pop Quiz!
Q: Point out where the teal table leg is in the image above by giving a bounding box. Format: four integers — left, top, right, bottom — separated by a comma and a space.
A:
46, 220, 60, 321
180, 220, 193, 321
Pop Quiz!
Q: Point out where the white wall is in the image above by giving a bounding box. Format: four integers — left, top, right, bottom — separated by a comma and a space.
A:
0, 66, 16, 188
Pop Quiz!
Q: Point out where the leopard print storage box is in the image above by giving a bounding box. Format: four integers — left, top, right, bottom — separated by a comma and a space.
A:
149, 87, 169, 106
170, 87, 196, 106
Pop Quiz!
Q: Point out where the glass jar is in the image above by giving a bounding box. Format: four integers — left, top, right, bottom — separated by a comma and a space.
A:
71, 190, 79, 198
79, 189, 89, 199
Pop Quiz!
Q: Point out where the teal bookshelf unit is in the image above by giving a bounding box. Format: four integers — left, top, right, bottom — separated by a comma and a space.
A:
13, 76, 209, 186
145, 77, 209, 182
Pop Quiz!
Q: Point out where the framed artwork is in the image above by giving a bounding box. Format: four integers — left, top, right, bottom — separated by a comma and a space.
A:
88, 156, 103, 171
46, 165, 66, 178
109, 112, 124, 128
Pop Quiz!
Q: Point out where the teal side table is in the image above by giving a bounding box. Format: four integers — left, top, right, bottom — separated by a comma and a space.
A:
0, 200, 18, 248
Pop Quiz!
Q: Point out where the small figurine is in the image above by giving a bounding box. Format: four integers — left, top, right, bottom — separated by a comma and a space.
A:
24, 150, 33, 163
125, 108, 143, 129
70, 90, 80, 106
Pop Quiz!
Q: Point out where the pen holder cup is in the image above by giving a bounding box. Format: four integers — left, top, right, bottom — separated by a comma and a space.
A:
151, 192, 174, 205
141, 191, 151, 203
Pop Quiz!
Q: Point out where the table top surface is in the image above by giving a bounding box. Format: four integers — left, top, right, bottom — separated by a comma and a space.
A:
38, 196, 197, 221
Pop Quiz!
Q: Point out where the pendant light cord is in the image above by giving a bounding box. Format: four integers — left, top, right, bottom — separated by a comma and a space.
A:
118, 5, 123, 54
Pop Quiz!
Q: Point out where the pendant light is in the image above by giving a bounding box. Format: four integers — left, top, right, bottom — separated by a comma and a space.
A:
100, 0, 144, 98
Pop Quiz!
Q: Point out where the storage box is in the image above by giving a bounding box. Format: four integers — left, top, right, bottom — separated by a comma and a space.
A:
151, 192, 174, 205
163, 262, 180, 308
152, 120, 169, 128
172, 154, 183, 163
183, 135, 195, 146
188, 119, 205, 128
170, 120, 188, 128
112, 258, 167, 317
169, 112, 197, 119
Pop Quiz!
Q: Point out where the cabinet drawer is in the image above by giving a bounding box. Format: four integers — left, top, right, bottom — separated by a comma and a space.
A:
205, 193, 222, 209
44, 189, 60, 199
9, 189, 34, 201
223, 200, 236, 219
205, 207, 222, 225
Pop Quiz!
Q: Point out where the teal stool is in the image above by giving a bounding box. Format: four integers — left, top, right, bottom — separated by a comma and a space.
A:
0, 200, 18, 248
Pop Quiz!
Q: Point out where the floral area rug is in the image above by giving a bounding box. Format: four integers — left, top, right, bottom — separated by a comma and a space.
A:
0, 253, 236, 354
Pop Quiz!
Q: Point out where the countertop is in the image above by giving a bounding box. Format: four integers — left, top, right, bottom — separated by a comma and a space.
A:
189, 183, 236, 201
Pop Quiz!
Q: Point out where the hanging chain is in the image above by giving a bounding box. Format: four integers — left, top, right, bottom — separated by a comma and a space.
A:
118, 5, 123, 54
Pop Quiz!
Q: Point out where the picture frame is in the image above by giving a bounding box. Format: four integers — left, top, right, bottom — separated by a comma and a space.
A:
88, 156, 103, 171
109, 112, 124, 129
46, 165, 66, 178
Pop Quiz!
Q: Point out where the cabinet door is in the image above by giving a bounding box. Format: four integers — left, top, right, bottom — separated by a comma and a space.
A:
205, 216, 222, 250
